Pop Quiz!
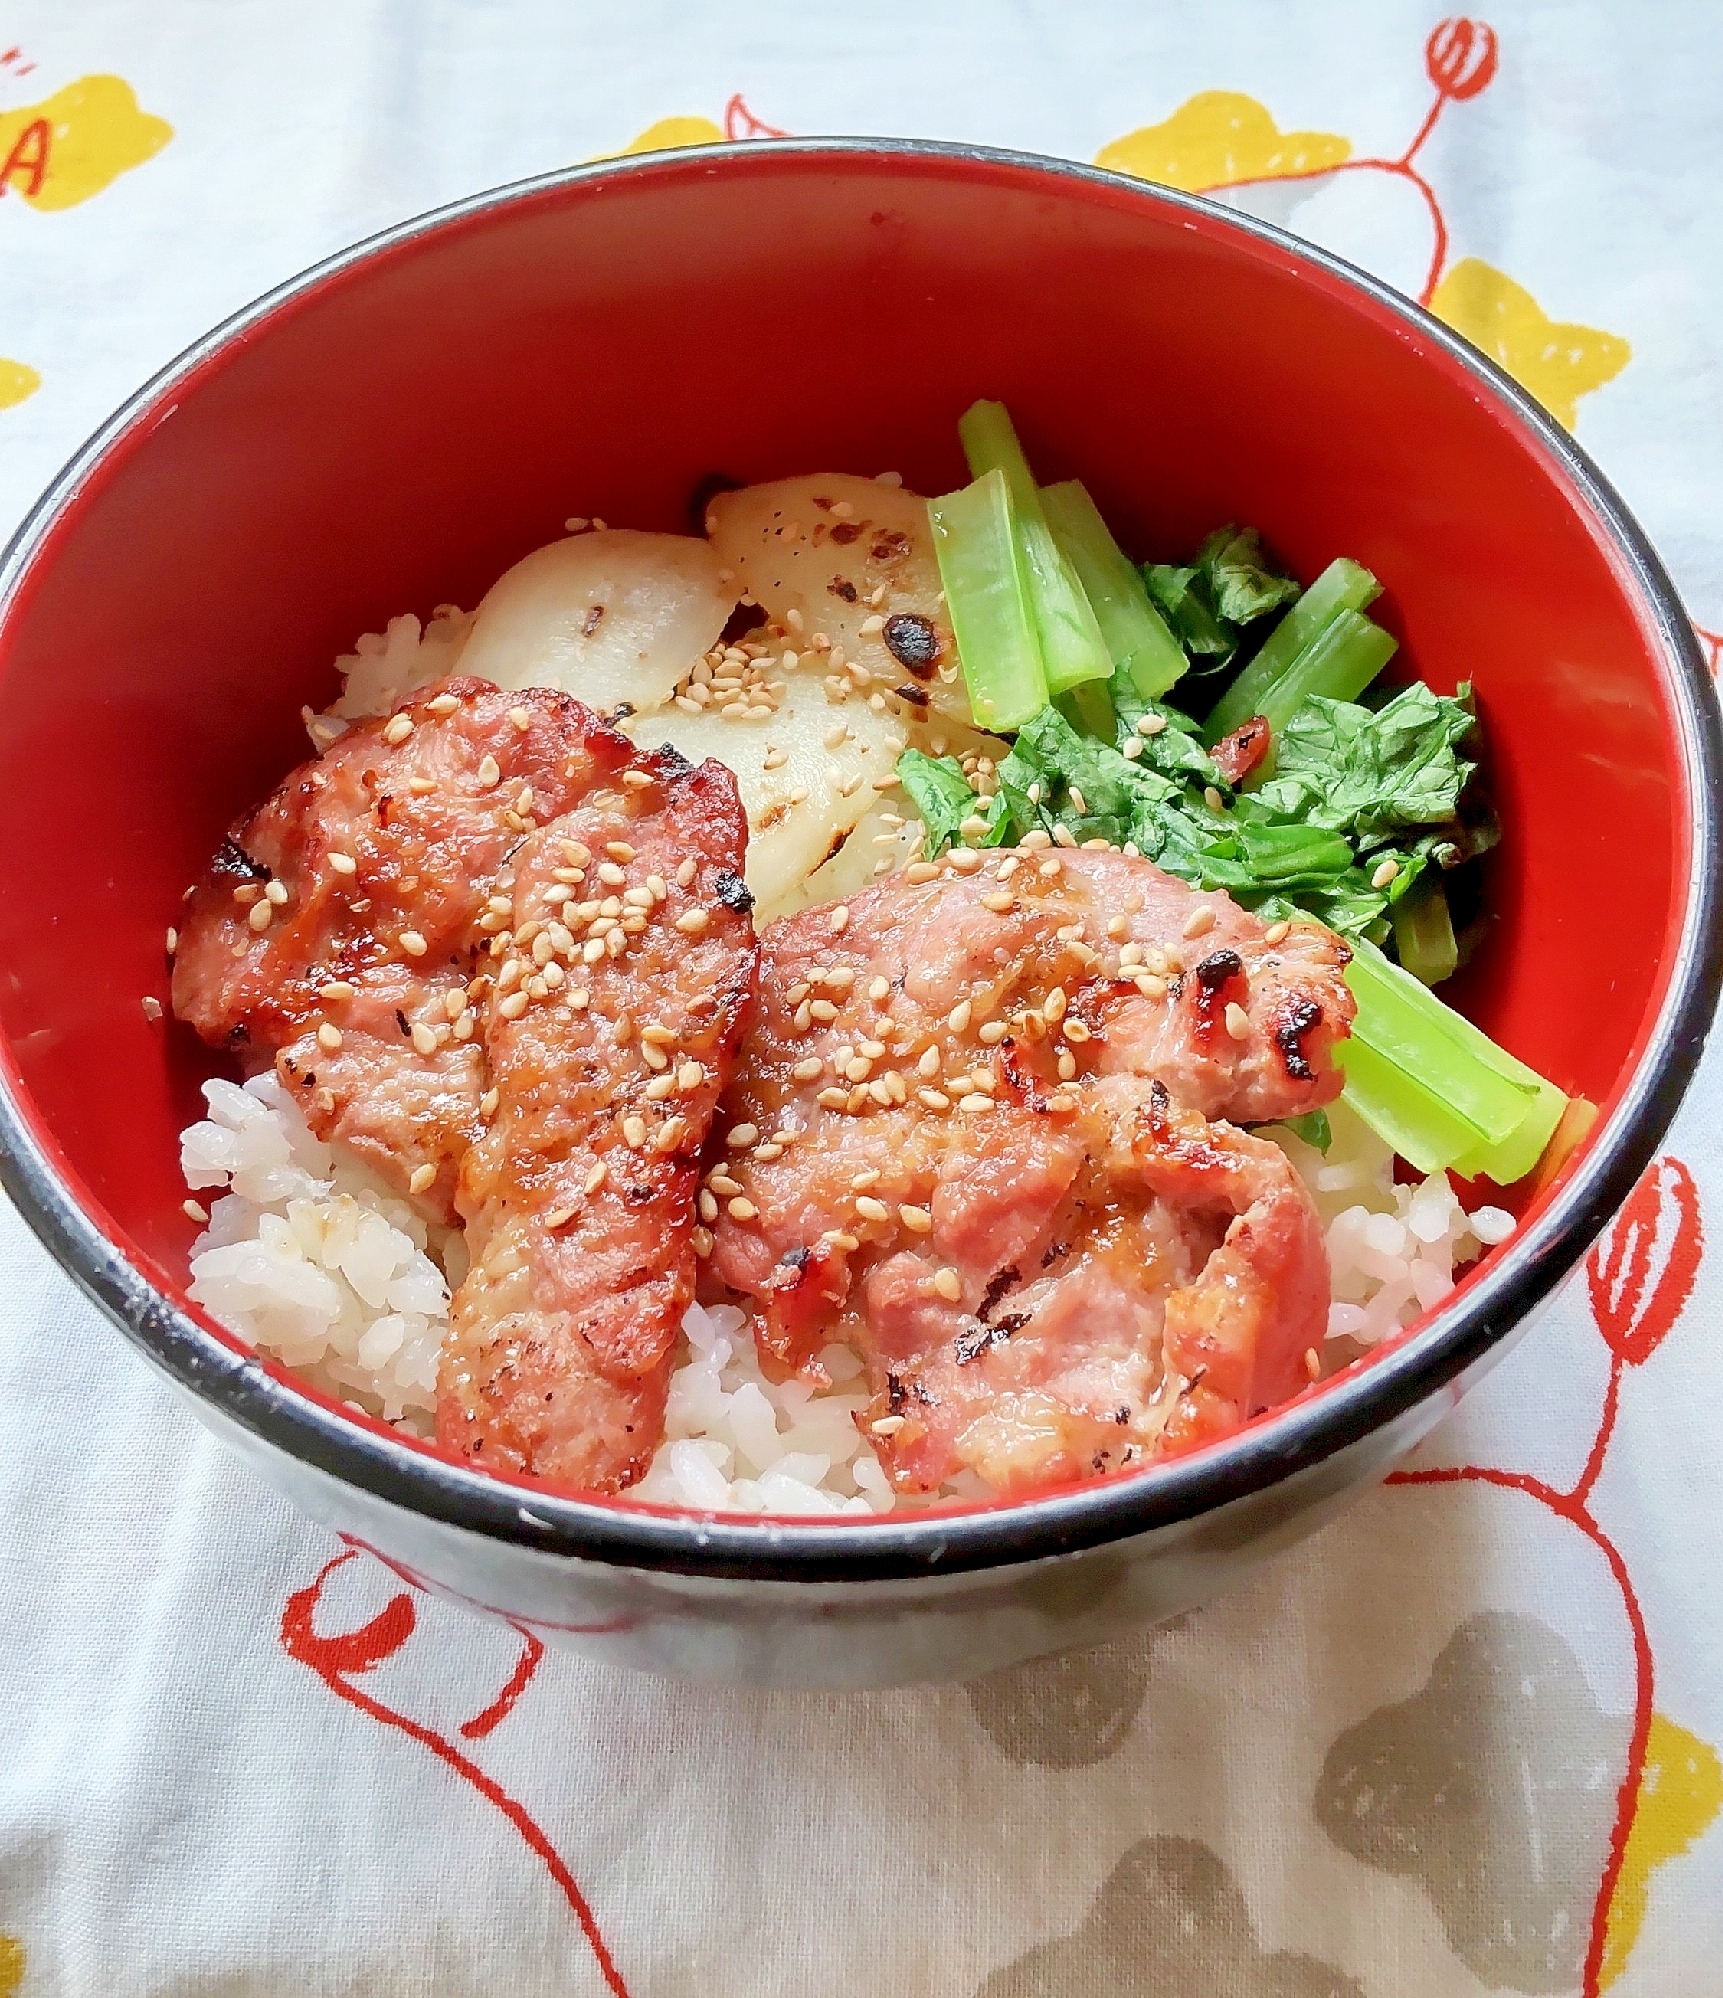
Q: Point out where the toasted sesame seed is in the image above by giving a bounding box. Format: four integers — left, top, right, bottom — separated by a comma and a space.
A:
980, 890, 1015, 913
612, 1014, 635, 1044
916, 1045, 942, 1077
979, 1022, 1009, 1046
728, 1124, 760, 1148
958, 1093, 993, 1113
655, 1116, 688, 1153
859, 614, 886, 635
182, 1199, 209, 1224
140, 995, 164, 1023
698, 1188, 719, 1222
815, 1087, 850, 1110
948, 848, 984, 876
1062, 1018, 1092, 1044
480, 1087, 500, 1119
692, 1225, 714, 1258
1052, 823, 1078, 849
792, 1057, 824, 1081
622, 770, 652, 790
247, 900, 273, 933
677, 1061, 705, 1093
899, 1204, 933, 1233
1182, 906, 1216, 940
1371, 856, 1401, 889
399, 929, 428, 956
408, 1163, 436, 1194
855, 1195, 890, 1222
507, 705, 533, 732
1225, 1001, 1252, 1041
845, 1056, 873, 1082
850, 1168, 883, 1192
382, 713, 414, 745
809, 999, 839, 1024
1057, 1050, 1077, 1081
1067, 786, 1088, 816
496, 989, 529, 1019
947, 999, 973, 1033
542, 1205, 577, 1230
1138, 714, 1168, 737
427, 692, 461, 716
411, 1022, 438, 1056
581, 936, 605, 964
1264, 919, 1292, 946
870, 1415, 906, 1436
793, 1002, 814, 1032
1120, 736, 1145, 761
727, 1196, 758, 1221
905, 861, 940, 884
622, 1115, 648, 1148
1138, 974, 1170, 1000
641, 1043, 669, 1073
263, 879, 288, 908
475, 754, 501, 788
829, 904, 850, 933
675, 909, 710, 935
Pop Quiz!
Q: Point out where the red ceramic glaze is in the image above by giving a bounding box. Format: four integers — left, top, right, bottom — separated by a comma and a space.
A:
0, 143, 1715, 1685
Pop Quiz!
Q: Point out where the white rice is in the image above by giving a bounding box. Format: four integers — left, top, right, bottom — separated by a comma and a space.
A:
179, 1077, 1512, 1515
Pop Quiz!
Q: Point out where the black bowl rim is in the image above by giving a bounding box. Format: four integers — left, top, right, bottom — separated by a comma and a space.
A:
1, 136, 1718, 1586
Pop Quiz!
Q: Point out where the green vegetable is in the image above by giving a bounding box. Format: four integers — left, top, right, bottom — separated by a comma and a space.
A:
1392, 877, 1460, 987
1251, 609, 1399, 759
958, 402, 1113, 695
1202, 556, 1380, 742
926, 469, 1048, 730
895, 749, 979, 857
1284, 1110, 1333, 1152
1252, 682, 1477, 848
1058, 677, 1117, 742
1338, 941, 1568, 1180
1193, 525, 1303, 625
1041, 480, 1188, 698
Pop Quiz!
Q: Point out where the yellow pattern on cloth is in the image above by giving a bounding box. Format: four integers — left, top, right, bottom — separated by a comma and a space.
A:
1600, 1716, 1723, 1989
0, 360, 40, 411
600, 115, 726, 160
0, 1934, 23, 1997
1095, 90, 1350, 191
0, 76, 172, 211
1429, 257, 1631, 430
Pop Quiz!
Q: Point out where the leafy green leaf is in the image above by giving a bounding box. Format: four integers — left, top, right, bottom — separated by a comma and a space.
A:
1284, 1109, 1333, 1152
895, 749, 979, 857
1258, 682, 1478, 848
1194, 525, 1302, 626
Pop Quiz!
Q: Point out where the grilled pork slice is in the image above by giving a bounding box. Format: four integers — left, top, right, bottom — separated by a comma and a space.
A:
706, 849, 1352, 1493
439, 760, 756, 1490
173, 675, 759, 1492
172, 677, 635, 1220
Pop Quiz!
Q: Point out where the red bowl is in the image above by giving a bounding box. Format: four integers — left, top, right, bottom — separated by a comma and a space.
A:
1, 140, 1716, 1687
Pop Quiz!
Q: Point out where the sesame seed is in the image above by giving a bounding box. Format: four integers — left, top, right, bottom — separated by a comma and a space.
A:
947, 999, 973, 1033
1225, 1001, 1252, 1041
810, 1000, 839, 1023
182, 1199, 209, 1224
1182, 906, 1216, 940
497, 990, 529, 1019
1106, 915, 1129, 940
727, 1196, 757, 1221
427, 693, 460, 716
677, 1061, 705, 1093
247, 901, 273, 933
980, 890, 1015, 914
1138, 714, 1168, 737
408, 1163, 436, 1194
582, 937, 605, 964
870, 1415, 906, 1437
1057, 1050, 1077, 1081
829, 905, 850, 933
642, 1044, 670, 1073
1052, 823, 1078, 849
1044, 986, 1068, 1024
655, 1116, 688, 1152
382, 713, 414, 745
476, 754, 501, 788
1371, 857, 1401, 890
480, 1087, 500, 1119
140, 996, 163, 1023
1138, 974, 1170, 1000
1062, 1019, 1092, 1044
931, 1267, 962, 1302
851, 1168, 882, 1191
793, 1002, 814, 1032
623, 1115, 648, 1148
727, 1124, 759, 1148
958, 1093, 993, 1113
1068, 786, 1088, 816
815, 1087, 850, 1111
264, 879, 289, 907
1264, 920, 1292, 946
979, 1021, 1010, 1046
899, 1204, 933, 1233
1120, 736, 1145, 761
622, 770, 652, 790
855, 1195, 890, 1222
698, 1188, 718, 1222
411, 1022, 438, 1055
674, 909, 710, 935
792, 1057, 824, 1082
948, 848, 983, 876
508, 705, 533, 732
905, 861, 940, 884
612, 1015, 635, 1044
543, 1205, 576, 1230
692, 1225, 714, 1258
396, 930, 427, 959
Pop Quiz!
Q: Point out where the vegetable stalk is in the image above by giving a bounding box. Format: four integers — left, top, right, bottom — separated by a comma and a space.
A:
1203, 556, 1381, 742
958, 401, 1114, 695
926, 469, 1048, 731
1041, 480, 1189, 698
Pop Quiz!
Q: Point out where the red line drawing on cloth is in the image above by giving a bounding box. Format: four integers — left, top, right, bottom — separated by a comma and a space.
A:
1388, 1154, 1707, 1994
1696, 623, 1723, 676
281, 1548, 631, 1998
0, 45, 35, 79
723, 93, 787, 142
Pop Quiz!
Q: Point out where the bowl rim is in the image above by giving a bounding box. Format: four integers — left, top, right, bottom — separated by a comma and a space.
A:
2, 134, 1718, 1586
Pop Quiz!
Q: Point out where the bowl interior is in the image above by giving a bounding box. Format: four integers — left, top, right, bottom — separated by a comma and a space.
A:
0, 145, 1693, 1461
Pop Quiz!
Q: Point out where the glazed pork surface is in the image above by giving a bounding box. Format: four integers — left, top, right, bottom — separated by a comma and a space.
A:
707, 849, 1354, 1493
